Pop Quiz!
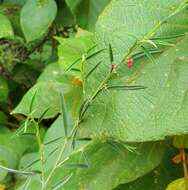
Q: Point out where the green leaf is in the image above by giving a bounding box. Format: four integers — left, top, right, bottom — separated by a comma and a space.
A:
42, 115, 75, 170
85, 61, 102, 79
15, 114, 164, 189
78, 0, 188, 142
20, 0, 57, 42
140, 45, 156, 64
12, 81, 65, 118
3, 0, 26, 5
0, 76, 9, 103
0, 164, 38, 176
12, 63, 40, 88
60, 93, 68, 138
80, 35, 188, 142
51, 174, 72, 190
15, 175, 41, 190
65, 0, 111, 30
0, 3, 23, 37
50, 141, 165, 190
166, 178, 188, 190
17, 153, 40, 175
17, 114, 165, 190
45, 116, 164, 189
54, 1, 75, 27
0, 112, 7, 125
0, 133, 35, 158
56, 34, 95, 74
0, 146, 18, 181
115, 144, 182, 190
13, 65, 83, 118
0, 13, 14, 39
0, 130, 37, 181
37, 62, 61, 82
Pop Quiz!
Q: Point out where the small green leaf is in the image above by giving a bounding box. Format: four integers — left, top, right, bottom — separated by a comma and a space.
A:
152, 33, 186, 40
0, 76, 9, 103
20, 0, 57, 42
109, 44, 114, 64
0, 164, 38, 176
85, 61, 102, 79
65, 58, 82, 72
133, 49, 162, 60
46, 147, 59, 159
23, 159, 41, 170
38, 107, 51, 123
144, 40, 158, 48
86, 48, 106, 61
153, 40, 175, 47
107, 85, 147, 91
44, 137, 63, 146
140, 45, 156, 64
51, 174, 73, 190
29, 90, 38, 114
60, 93, 69, 138
0, 13, 14, 39
64, 163, 89, 169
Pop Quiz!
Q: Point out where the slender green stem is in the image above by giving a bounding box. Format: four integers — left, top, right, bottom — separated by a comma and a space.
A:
44, 138, 68, 187
181, 148, 188, 180
79, 73, 112, 120
44, 120, 80, 188
81, 54, 87, 96
33, 120, 45, 189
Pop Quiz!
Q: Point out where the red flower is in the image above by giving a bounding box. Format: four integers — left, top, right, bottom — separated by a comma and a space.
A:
127, 56, 133, 68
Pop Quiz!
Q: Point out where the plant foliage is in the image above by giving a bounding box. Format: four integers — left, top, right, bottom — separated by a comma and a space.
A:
0, 0, 188, 189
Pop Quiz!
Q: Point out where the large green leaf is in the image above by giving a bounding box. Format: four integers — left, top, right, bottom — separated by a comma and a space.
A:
0, 76, 9, 103
58, 141, 165, 190
65, 0, 111, 30
15, 115, 165, 190
115, 144, 182, 190
77, 0, 188, 142
20, 0, 57, 42
13, 64, 83, 118
0, 13, 13, 39
85, 0, 188, 93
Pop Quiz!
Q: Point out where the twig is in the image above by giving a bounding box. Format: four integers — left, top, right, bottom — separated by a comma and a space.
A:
181, 148, 188, 180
